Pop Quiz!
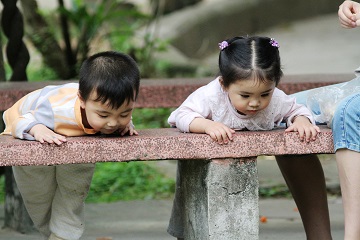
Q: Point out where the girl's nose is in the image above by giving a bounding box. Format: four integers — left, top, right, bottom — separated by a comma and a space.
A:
249, 99, 260, 107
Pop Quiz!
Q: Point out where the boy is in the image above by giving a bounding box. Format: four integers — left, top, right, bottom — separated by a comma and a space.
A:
2, 51, 140, 240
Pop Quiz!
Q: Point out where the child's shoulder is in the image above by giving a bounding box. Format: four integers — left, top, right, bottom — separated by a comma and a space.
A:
197, 78, 222, 95
272, 87, 292, 99
41, 82, 79, 93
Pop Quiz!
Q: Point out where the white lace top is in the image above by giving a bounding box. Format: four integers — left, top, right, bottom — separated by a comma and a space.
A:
168, 77, 315, 132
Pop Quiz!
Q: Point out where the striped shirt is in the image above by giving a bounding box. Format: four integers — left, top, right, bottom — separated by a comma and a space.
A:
2, 83, 97, 140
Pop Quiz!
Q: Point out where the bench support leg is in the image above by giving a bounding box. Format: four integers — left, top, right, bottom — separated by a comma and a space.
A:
4, 167, 34, 233
181, 158, 259, 240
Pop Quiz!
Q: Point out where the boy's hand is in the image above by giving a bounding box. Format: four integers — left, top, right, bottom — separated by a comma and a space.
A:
29, 124, 67, 145
203, 121, 235, 145
119, 120, 138, 136
285, 116, 320, 142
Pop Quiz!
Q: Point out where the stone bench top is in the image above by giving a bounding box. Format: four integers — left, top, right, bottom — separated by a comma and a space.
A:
0, 126, 333, 166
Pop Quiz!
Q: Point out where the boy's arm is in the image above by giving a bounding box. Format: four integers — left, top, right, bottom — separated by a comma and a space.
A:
29, 124, 67, 145
119, 118, 138, 136
3, 90, 62, 142
5, 109, 42, 140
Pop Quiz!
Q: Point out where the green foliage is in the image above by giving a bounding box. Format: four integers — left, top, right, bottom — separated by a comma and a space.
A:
132, 108, 174, 129
86, 162, 175, 202
259, 185, 291, 198
107, 22, 169, 78
58, 0, 169, 78
26, 64, 59, 82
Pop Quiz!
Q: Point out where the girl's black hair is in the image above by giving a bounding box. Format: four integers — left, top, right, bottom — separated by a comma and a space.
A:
78, 51, 140, 109
218, 36, 283, 88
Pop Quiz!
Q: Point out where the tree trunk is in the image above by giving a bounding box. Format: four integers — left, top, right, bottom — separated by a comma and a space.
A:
1, 0, 29, 81
20, 0, 72, 79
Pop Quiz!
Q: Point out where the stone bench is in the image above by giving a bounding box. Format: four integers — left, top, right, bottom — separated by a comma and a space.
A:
0, 73, 351, 239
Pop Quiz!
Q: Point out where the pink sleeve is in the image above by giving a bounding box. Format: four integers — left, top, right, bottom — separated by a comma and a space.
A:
276, 89, 315, 126
168, 86, 212, 132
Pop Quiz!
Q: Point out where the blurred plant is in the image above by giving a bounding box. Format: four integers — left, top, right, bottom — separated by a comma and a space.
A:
132, 108, 173, 129
19, 0, 167, 80
259, 185, 291, 198
86, 161, 175, 202
107, 1, 169, 78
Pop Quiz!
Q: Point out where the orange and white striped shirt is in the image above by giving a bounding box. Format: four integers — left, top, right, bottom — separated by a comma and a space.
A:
2, 83, 97, 140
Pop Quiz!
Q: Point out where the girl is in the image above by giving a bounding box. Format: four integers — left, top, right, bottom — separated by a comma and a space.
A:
167, 36, 332, 240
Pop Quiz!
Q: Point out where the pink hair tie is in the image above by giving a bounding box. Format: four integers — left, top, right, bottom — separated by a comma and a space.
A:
218, 40, 229, 50
270, 38, 280, 48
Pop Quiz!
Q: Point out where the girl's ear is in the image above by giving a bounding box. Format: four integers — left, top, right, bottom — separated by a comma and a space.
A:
78, 92, 86, 109
219, 77, 227, 91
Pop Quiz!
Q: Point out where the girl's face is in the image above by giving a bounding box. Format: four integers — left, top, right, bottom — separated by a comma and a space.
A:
79, 91, 135, 134
221, 78, 275, 116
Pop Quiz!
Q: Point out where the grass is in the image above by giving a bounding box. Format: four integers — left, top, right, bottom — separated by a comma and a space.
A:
259, 185, 292, 198
86, 161, 175, 203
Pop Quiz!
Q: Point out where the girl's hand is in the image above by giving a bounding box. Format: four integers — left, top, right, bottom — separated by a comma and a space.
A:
338, 0, 360, 28
119, 120, 138, 136
285, 116, 320, 142
203, 121, 235, 145
29, 124, 67, 145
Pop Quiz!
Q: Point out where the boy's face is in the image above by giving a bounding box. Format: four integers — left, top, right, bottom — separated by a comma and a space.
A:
79, 91, 135, 134
221, 78, 275, 116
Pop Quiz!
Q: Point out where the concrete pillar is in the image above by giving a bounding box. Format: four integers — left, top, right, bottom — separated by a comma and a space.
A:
181, 158, 259, 240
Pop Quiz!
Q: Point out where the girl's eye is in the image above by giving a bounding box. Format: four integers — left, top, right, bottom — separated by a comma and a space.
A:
240, 95, 249, 98
261, 93, 270, 97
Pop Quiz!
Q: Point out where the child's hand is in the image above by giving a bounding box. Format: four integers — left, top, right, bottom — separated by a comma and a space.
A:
203, 121, 235, 145
119, 120, 138, 136
29, 124, 67, 145
338, 0, 360, 28
285, 116, 320, 143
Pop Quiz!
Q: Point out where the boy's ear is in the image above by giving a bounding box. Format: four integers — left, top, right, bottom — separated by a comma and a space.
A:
78, 92, 86, 109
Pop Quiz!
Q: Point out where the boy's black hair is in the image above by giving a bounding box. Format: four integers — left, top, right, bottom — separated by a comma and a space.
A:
78, 51, 140, 109
218, 36, 283, 88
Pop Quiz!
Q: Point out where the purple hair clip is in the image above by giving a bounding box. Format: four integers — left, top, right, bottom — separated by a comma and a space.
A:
218, 40, 229, 50
270, 38, 280, 48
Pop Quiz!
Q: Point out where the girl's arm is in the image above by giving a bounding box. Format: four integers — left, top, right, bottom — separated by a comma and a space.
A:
168, 80, 235, 144
275, 89, 320, 142
168, 86, 213, 132
189, 118, 235, 145
285, 116, 320, 143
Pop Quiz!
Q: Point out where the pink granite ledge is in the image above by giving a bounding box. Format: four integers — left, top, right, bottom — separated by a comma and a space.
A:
0, 126, 333, 166
0, 74, 353, 110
